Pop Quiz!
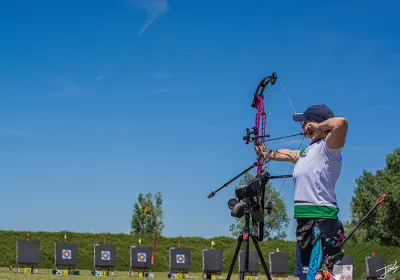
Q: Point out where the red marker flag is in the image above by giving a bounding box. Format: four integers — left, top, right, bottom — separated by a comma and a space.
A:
103, 236, 106, 244
151, 232, 157, 265
178, 241, 180, 248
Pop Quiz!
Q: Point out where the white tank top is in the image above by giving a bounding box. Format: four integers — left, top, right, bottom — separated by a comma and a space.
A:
292, 138, 342, 219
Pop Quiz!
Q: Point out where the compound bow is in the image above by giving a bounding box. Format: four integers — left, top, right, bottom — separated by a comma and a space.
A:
207, 71, 305, 239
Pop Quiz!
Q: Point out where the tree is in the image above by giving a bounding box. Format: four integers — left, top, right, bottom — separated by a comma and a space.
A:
130, 191, 164, 235
346, 148, 400, 246
229, 173, 290, 240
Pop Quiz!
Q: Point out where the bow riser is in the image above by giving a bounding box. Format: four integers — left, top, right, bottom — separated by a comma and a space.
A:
254, 97, 266, 175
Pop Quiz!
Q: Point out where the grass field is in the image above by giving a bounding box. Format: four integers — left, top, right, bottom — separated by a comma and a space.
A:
0, 268, 299, 280
1, 231, 399, 280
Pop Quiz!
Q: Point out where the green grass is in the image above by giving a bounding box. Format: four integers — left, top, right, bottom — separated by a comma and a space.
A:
0, 268, 300, 280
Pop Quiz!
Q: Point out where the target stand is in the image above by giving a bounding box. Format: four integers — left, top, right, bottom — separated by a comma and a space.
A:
129, 246, 154, 278
238, 251, 260, 280
201, 249, 224, 280
16, 240, 40, 274
168, 247, 191, 279
52, 242, 80, 276
93, 243, 117, 277
268, 252, 290, 280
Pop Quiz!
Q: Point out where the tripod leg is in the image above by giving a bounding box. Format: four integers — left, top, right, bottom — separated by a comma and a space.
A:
226, 235, 243, 280
251, 235, 272, 280
239, 234, 250, 280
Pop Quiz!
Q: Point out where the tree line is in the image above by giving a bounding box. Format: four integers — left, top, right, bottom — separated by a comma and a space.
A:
131, 148, 400, 247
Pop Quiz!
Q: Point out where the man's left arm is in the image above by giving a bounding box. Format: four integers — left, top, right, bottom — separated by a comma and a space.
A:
317, 117, 348, 149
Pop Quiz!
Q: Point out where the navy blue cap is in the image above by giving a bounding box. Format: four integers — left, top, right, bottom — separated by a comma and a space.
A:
293, 104, 334, 123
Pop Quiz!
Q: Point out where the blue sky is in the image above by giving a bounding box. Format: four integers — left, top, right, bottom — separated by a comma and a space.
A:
0, 0, 399, 242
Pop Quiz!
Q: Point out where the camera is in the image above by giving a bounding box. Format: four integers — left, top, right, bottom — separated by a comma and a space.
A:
228, 172, 272, 224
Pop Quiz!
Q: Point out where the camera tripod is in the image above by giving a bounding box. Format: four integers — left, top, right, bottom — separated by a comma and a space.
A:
226, 211, 272, 280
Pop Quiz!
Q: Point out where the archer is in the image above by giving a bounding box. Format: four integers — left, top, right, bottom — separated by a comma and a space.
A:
255, 104, 348, 280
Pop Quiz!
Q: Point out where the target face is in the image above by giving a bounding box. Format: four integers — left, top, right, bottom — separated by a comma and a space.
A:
101, 251, 111, 260
62, 250, 72, 259
138, 253, 146, 262
176, 254, 185, 263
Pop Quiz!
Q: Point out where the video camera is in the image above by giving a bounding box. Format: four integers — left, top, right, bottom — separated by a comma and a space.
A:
227, 172, 274, 239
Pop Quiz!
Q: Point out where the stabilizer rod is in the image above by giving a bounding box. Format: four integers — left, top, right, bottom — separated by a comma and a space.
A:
207, 168, 292, 199
207, 163, 258, 198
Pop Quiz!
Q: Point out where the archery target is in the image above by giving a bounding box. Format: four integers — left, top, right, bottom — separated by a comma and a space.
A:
62, 250, 72, 259
16, 240, 40, 265
101, 251, 111, 260
366, 256, 385, 278
239, 251, 259, 273
138, 253, 146, 262
130, 246, 152, 269
55, 242, 77, 266
268, 252, 290, 274
202, 249, 223, 272
176, 254, 185, 263
169, 248, 191, 270
94, 244, 116, 267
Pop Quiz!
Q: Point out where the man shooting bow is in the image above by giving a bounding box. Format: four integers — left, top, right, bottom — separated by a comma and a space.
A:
255, 104, 348, 280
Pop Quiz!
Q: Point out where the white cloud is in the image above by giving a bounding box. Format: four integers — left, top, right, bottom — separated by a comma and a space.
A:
129, 0, 169, 35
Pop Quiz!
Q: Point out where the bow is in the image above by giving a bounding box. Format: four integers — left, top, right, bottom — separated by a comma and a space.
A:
207, 71, 305, 238
208, 72, 303, 198
244, 72, 305, 224
242, 72, 277, 175
242, 72, 304, 175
